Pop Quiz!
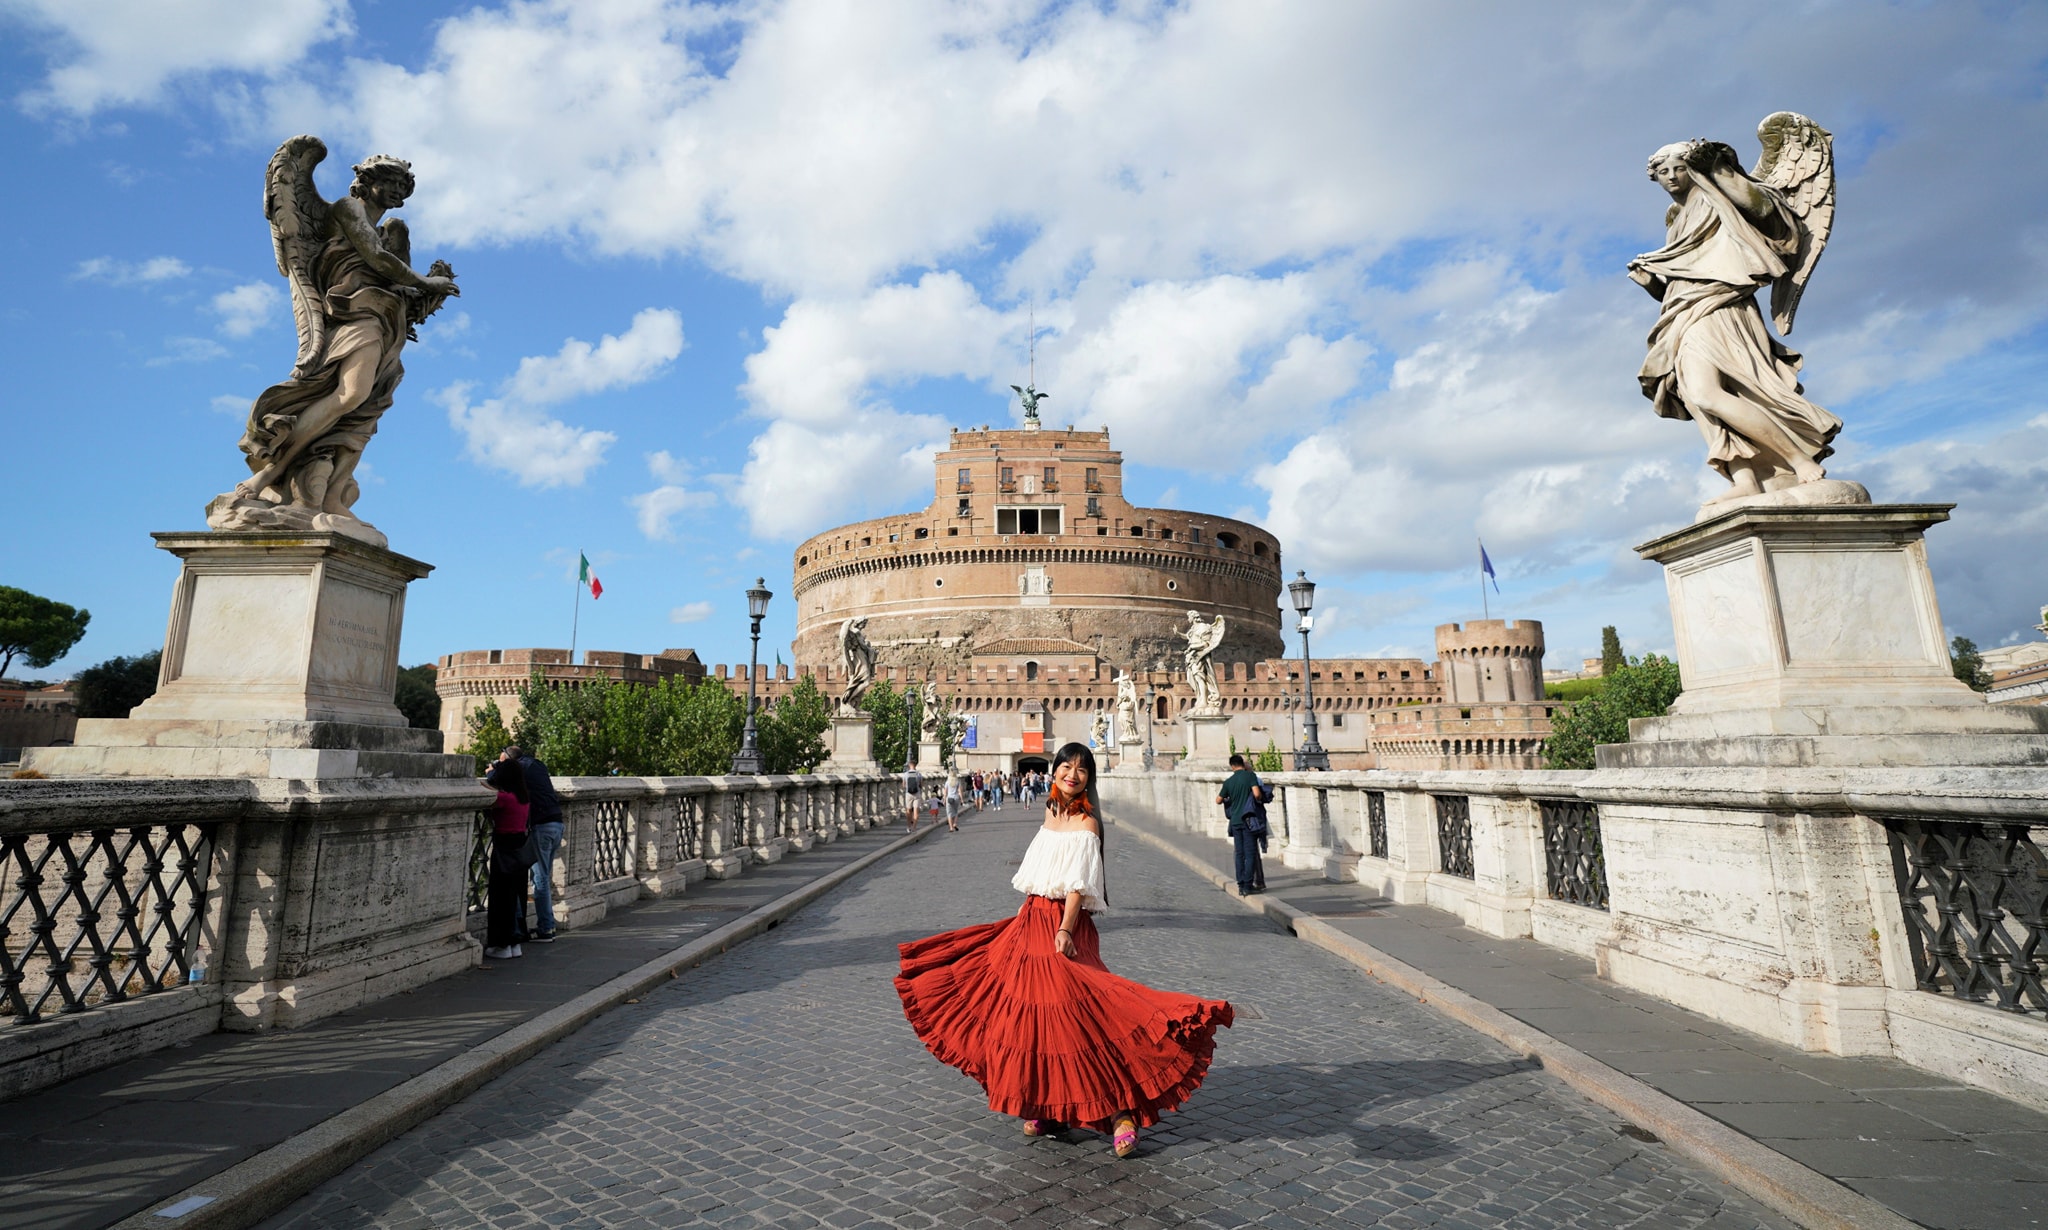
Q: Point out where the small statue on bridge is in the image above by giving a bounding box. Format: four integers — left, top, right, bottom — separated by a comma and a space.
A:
208, 136, 460, 547
1090, 710, 1110, 749
1115, 674, 1141, 742
919, 680, 942, 740
1182, 610, 1226, 716
837, 617, 875, 715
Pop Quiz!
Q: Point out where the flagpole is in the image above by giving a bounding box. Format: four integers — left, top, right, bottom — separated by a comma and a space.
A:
571, 550, 583, 664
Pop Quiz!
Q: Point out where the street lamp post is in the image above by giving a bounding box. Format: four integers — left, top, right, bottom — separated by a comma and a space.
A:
730, 577, 772, 774
1289, 570, 1331, 771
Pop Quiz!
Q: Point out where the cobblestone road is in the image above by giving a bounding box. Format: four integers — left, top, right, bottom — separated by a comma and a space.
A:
261, 814, 1796, 1229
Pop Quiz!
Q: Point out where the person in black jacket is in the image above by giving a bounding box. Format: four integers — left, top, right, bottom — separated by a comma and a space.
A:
1215, 754, 1267, 896
498, 746, 563, 942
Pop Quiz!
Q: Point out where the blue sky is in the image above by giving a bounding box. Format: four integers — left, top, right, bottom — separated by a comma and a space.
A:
3, 1, 2045, 679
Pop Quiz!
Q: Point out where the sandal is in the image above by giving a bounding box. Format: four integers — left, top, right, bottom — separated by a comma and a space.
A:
1022, 1119, 1065, 1137
1111, 1114, 1139, 1158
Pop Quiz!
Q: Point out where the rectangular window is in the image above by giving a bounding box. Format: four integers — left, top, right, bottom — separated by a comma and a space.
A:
997, 508, 1016, 535
957, 467, 971, 486
995, 506, 1061, 536
1085, 496, 1101, 517
1000, 466, 1013, 484
1330, 712, 1345, 728
1085, 467, 1098, 488
1189, 528, 1202, 544
957, 497, 971, 516
1019, 509, 1040, 534
1043, 466, 1056, 485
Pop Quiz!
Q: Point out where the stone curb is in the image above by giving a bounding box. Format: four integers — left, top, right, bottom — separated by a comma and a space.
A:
1108, 815, 1920, 1230
113, 822, 945, 1230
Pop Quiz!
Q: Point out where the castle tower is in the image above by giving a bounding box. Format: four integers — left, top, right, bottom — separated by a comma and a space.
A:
1436, 620, 1546, 705
791, 426, 1286, 673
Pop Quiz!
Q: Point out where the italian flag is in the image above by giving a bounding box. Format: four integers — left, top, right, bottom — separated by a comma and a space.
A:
579, 553, 603, 600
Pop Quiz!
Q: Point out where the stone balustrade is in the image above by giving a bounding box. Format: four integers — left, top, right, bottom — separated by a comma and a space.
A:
1103, 766, 2048, 1113
0, 770, 894, 1101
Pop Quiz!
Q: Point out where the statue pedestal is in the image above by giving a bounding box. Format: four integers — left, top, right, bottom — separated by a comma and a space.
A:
918, 739, 944, 771
822, 714, 876, 770
1603, 504, 2048, 769
26, 531, 469, 779
1179, 713, 1234, 772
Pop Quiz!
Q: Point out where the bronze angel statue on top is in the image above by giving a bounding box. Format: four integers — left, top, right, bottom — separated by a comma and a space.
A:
207, 136, 459, 546
1627, 112, 1859, 515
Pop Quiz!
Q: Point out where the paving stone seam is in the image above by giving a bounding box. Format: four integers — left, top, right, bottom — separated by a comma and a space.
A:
105, 823, 943, 1230
1106, 812, 1922, 1230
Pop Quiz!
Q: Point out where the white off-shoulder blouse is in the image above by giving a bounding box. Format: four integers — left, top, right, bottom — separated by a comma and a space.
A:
1011, 826, 1108, 913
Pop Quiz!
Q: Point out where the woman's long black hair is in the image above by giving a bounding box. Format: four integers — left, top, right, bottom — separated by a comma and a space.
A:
485, 750, 530, 805
1048, 741, 1106, 905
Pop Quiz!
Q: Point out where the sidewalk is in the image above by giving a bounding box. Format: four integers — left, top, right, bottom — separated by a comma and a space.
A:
1112, 805, 2048, 1230
0, 821, 936, 1230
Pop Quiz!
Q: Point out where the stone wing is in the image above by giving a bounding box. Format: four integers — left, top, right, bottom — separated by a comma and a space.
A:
1752, 112, 1834, 336
264, 135, 335, 379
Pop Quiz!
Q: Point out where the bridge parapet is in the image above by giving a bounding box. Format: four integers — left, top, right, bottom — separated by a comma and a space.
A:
0, 769, 893, 1102
1100, 765, 2048, 1114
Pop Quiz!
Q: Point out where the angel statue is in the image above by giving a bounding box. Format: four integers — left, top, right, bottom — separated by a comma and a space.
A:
206, 136, 460, 546
1090, 709, 1110, 749
1181, 610, 1226, 716
1010, 383, 1048, 428
837, 617, 876, 715
919, 680, 942, 740
1627, 112, 1853, 513
1114, 674, 1141, 743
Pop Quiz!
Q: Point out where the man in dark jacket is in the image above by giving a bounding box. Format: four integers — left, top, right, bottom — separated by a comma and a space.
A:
499, 746, 563, 942
1216, 754, 1265, 896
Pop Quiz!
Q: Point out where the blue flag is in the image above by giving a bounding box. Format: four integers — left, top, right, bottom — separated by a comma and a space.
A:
1480, 542, 1500, 593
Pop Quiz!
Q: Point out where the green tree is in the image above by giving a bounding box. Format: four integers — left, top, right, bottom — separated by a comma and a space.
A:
394, 663, 441, 729
1543, 653, 1684, 770
1253, 740, 1284, 773
861, 679, 915, 771
1599, 625, 1625, 677
1950, 636, 1992, 692
459, 697, 514, 775
652, 676, 744, 776
73, 650, 162, 719
760, 673, 832, 773
0, 586, 91, 679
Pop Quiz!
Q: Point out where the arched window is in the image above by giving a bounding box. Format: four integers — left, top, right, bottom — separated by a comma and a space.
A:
1025, 661, 1039, 681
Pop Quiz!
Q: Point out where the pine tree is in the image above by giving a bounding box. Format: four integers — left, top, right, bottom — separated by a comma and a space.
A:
1599, 626, 1625, 677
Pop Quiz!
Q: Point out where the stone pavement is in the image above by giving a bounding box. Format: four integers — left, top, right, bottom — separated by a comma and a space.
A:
1114, 806, 2048, 1230
0, 822, 924, 1230
257, 811, 1798, 1229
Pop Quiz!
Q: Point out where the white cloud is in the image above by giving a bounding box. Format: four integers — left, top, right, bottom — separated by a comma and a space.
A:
441, 309, 682, 489
736, 417, 945, 542
631, 451, 716, 540
8, 0, 349, 114
669, 601, 715, 624
148, 337, 228, 366
505, 308, 684, 405
72, 255, 189, 284
210, 393, 250, 416
211, 281, 281, 338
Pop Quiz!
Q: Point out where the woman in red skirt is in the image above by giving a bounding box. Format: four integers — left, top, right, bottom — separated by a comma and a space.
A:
894, 741, 1233, 1158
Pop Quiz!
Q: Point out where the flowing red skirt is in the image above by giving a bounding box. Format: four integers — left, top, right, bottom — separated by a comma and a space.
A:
894, 894, 1233, 1132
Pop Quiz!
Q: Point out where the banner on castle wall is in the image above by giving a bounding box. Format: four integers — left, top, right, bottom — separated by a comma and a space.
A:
960, 716, 978, 749
1022, 730, 1044, 754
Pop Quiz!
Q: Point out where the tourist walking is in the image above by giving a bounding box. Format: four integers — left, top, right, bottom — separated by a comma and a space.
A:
903, 763, 924, 832
945, 773, 962, 831
481, 758, 531, 959
1216, 753, 1270, 896
895, 742, 1233, 1159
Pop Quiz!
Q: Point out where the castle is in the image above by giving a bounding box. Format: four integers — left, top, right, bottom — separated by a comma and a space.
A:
436, 423, 1558, 771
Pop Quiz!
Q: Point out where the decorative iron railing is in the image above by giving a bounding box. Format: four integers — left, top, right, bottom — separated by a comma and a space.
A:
591, 800, 633, 881
1885, 816, 2048, 1016
1539, 799, 1608, 910
678, 797, 703, 861
1366, 791, 1388, 860
728, 794, 750, 852
465, 812, 492, 915
1433, 794, 1473, 879
1, 824, 216, 1025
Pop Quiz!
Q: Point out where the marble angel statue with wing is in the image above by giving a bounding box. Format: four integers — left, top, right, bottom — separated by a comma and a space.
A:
1182, 610, 1226, 716
207, 136, 459, 546
1627, 112, 1853, 514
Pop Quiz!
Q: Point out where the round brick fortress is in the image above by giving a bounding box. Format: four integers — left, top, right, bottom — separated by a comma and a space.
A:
793, 426, 1285, 672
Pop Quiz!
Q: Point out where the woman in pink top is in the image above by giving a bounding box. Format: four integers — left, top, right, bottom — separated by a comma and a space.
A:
482, 758, 530, 959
